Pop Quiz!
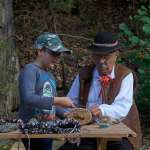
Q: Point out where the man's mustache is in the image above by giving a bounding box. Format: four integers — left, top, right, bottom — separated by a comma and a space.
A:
97, 64, 108, 68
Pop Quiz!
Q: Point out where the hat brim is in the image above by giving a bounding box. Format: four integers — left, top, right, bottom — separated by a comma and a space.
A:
46, 46, 71, 54
86, 44, 123, 53
60, 46, 71, 54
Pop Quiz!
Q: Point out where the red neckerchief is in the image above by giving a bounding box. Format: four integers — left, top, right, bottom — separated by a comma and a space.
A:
98, 76, 114, 104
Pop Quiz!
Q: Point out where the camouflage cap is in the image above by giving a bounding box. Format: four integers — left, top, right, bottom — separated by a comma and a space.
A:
34, 34, 71, 54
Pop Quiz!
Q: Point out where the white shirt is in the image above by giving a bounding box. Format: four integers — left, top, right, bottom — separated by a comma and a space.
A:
64, 66, 133, 121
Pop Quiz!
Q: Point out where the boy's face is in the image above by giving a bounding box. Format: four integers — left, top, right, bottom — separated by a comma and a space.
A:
37, 48, 59, 69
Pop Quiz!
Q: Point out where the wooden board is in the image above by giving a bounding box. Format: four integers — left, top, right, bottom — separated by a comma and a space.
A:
0, 122, 136, 139
52, 141, 66, 150
11, 142, 25, 150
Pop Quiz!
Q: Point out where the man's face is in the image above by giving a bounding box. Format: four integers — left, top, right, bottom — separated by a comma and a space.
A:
93, 51, 119, 77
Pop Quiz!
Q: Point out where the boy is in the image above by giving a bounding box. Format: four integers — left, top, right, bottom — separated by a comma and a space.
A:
18, 34, 75, 150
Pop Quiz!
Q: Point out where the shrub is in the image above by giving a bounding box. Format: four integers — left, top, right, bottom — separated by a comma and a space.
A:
118, 5, 150, 110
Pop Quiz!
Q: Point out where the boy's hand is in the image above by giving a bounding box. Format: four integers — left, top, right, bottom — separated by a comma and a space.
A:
54, 97, 75, 108
63, 113, 68, 119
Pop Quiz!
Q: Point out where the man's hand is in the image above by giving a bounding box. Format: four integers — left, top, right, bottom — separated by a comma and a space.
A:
54, 97, 75, 108
88, 104, 102, 118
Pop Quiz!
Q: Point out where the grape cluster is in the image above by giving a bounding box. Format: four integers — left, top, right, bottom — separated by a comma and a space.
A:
19, 118, 81, 134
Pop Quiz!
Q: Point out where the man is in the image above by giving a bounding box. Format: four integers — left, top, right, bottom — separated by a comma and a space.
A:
60, 31, 142, 150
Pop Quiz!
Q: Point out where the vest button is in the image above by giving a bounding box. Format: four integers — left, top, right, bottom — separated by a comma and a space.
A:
82, 80, 84, 83
80, 97, 83, 99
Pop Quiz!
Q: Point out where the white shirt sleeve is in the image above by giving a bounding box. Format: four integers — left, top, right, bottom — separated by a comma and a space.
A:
99, 72, 133, 121
63, 74, 80, 113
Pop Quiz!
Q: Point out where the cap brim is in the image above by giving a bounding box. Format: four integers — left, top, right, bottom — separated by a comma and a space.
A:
46, 46, 71, 54
86, 44, 123, 53
60, 46, 71, 54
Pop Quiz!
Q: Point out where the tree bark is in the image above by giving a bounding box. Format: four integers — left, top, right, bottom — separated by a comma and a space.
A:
0, 0, 20, 118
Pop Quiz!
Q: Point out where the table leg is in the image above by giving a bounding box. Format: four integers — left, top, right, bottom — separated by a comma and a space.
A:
97, 138, 107, 150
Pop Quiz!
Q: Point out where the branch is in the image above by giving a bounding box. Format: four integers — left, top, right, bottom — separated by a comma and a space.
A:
33, 29, 93, 41
49, 0, 67, 90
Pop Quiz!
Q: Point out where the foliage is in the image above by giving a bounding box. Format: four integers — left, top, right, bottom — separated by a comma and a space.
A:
86, 12, 99, 23
52, 0, 76, 12
86, 28, 100, 39
0, 141, 15, 150
52, 0, 97, 12
0, 36, 19, 94
127, 0, 148, 9
115, 55, 126, 67
118, 5, 150, 110
32, 19, 40, 36
85, 12, 99, 39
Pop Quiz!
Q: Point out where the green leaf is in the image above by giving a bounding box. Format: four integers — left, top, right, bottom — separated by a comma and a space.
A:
117, 56, 121, 61
136, 102, 143, 110
119, 62, 126, 66
140, 39, 147, 45
129, 53, 136, 61
136, 90, 141, 96
141, 31, 150, 36
144, 50, 148, 53
147, 72, 150, 76
141, 16, 149, 22
128, 5, 132, 9
118, 31, 125, 36
141, 6, 148, 11
144, 82, 150, 87
124, 30, 132, 35
142, 58, 150, 68
138, 77, 145, 85
146, 18, 150, 23
132, 42, 138, 46
142, 24, 150, 32
148, 5, 150, 9
119, 23, 128, 30
86, 17, 91, 19
146, 100, 150, 106
124, 41, 132, 46
129, 36, 139, 43
138, 67, 146, 74
134, 15, 141, 18
88, 12, 92, 15
146, 55, 150, 59
138, 10, 147, 15
134, 18, 141, 23
134, 57, 141, 64
136, 96, 143, 103
147, 42, 150, 47
134, 47, 142, 52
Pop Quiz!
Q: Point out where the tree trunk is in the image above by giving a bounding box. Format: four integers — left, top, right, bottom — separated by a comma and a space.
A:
0, 0, 20, 118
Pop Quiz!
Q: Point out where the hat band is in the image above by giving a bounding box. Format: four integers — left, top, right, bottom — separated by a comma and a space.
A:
93, 41, 118, 47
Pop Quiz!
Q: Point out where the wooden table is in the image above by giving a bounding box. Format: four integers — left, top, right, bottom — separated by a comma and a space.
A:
0, 122, 136, 150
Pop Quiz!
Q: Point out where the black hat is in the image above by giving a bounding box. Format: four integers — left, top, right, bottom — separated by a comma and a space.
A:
86, 31, 123, 53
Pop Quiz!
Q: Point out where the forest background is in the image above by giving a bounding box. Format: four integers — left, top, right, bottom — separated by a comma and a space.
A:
0, 0, 150, 149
